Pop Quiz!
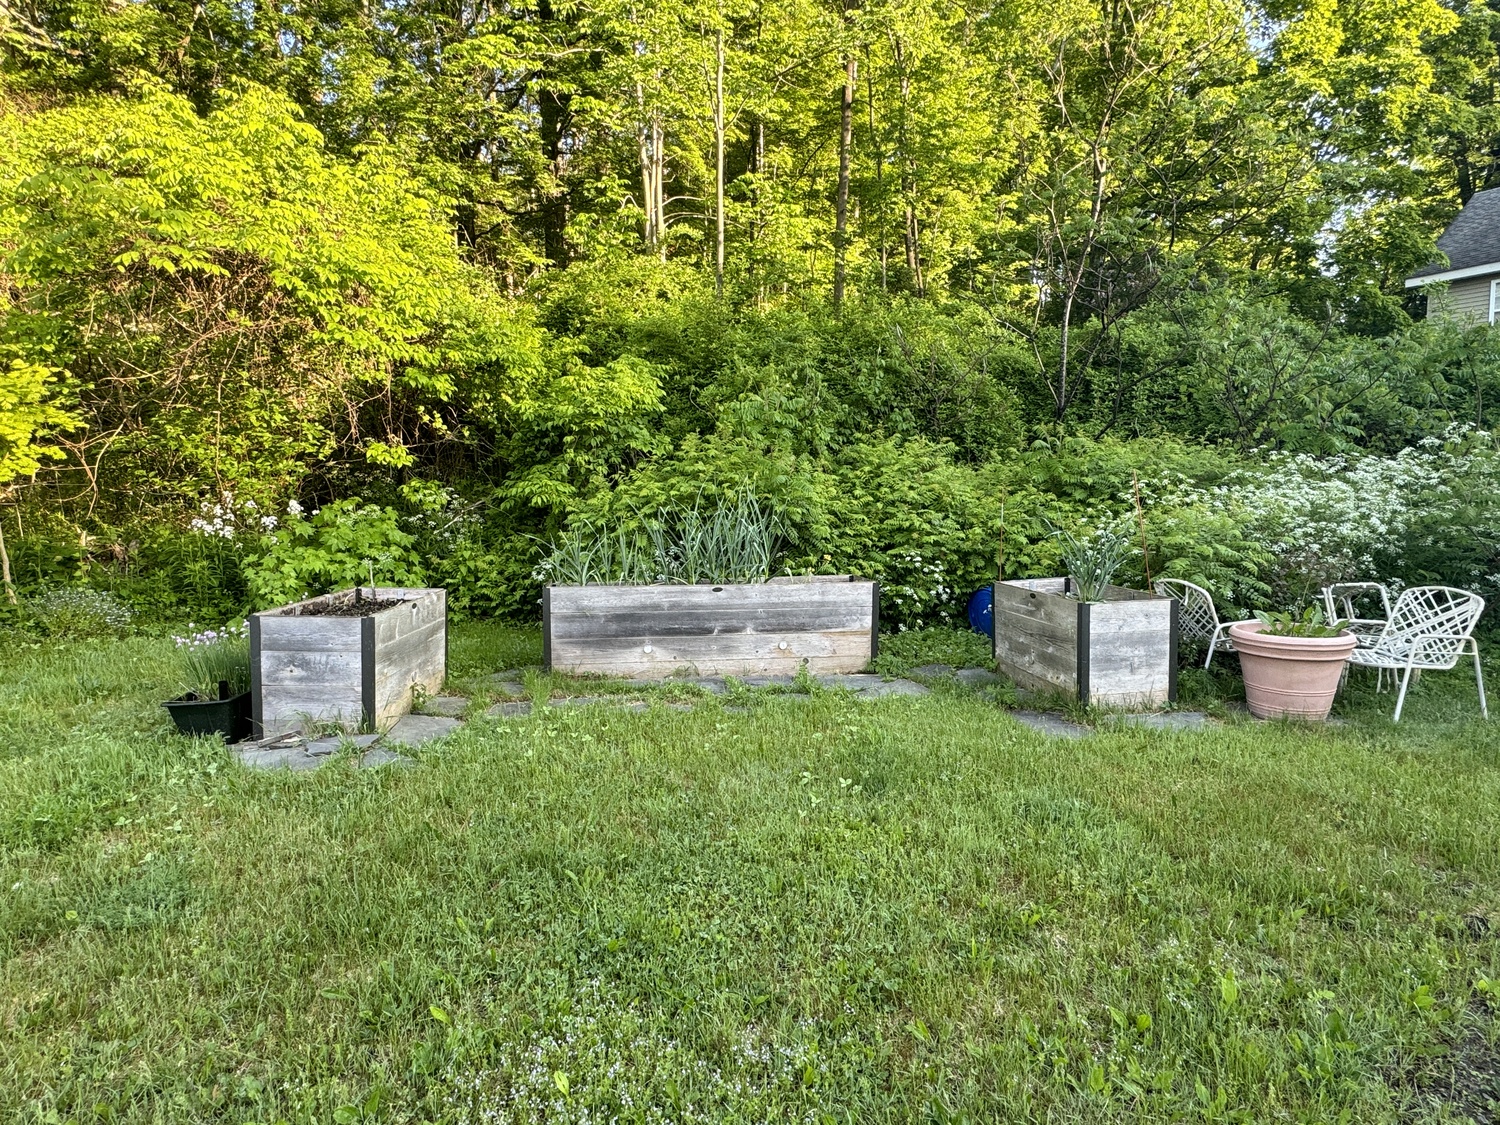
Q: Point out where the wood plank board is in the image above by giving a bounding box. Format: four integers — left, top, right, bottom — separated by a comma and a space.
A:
993, 579, 1078, 694
547, 581, 877, 679
1086, 598, 1174, 706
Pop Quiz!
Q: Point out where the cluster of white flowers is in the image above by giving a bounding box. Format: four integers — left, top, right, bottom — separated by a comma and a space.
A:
189, 491, 281, 538
171, 622, 248, 649
884, 549, 955, 628
26, 587, 135, 638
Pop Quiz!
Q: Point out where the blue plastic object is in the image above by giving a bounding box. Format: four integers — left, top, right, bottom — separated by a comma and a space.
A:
966, 585, 994, 639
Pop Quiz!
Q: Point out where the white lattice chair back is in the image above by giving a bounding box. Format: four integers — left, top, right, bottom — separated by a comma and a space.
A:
1369, 585, 1485, 670
1153, 578, 1219, 642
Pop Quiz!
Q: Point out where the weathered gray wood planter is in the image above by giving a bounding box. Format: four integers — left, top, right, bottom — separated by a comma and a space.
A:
250, 587, 447, 737
545, 575, 879, 679
993, 578, 1179, 707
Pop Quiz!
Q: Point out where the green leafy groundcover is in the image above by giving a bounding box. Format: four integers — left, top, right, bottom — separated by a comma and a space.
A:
2, 625, 1499, 1122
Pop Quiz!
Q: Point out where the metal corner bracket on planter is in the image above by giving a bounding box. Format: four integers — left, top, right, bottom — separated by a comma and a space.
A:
993, 578, 1179, 707
544, 575, 880, 679
249, 587, 447, 738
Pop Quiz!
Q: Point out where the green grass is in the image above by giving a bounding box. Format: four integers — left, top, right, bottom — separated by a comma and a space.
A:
2, 625, 1500, 1122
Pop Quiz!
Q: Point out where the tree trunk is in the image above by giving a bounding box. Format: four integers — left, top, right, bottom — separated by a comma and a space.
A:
892, 37, 923, 296
637, 85, 666, 253
715, 27, 726, 296
866, 43, 886, 291
539, 88, 573, 265
834, 50, 858, 311
0, 511, 14, 606
904, 204, 924, 296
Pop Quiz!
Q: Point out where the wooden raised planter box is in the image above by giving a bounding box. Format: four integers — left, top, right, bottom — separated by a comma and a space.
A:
545, 575, 879, 679
249, 587, 447, 738
993, 578, 1179, 707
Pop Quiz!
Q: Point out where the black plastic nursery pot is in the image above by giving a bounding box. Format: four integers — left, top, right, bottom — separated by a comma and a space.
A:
163, 691, 252, 743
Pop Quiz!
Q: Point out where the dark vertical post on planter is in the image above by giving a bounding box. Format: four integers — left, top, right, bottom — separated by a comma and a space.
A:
1076, 601, 1091, 706
249, 614, 263, 739
1167, 598, 1180, 703
870, 581, 881, 660
542, 586, 553, 672
361, 615, 376, 731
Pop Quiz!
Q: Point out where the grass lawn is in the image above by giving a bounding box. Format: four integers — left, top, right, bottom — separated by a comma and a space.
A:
3, 622, 1500, 1123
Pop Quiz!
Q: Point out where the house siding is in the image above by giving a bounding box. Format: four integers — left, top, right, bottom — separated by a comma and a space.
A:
1430, 275, 1498, 322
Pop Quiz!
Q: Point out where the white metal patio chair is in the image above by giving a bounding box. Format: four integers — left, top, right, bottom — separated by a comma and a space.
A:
1154, 578, 1237, 669
1346, 585, 1487, 722
1321, 582, 1392, 650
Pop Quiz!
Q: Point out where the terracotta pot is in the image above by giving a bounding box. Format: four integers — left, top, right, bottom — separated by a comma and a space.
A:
1229, 621, 1357, 720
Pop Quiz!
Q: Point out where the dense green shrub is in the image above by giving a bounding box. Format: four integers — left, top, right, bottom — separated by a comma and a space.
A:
242, 500, 425, 609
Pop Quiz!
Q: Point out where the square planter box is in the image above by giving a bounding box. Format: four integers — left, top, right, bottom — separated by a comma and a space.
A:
545, 575, 879, 679
249, 587, 447, 738
993, 578, 1179, 707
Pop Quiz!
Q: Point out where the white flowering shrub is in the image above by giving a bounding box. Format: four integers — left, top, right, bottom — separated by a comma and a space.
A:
26, 588, 135, 639
878, 549, 957, 629
1156, 427, 1500, 609
189, 491, 279, 539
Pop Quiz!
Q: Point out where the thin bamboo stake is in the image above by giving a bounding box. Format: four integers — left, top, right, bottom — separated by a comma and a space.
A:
1132, 471, 1152, 587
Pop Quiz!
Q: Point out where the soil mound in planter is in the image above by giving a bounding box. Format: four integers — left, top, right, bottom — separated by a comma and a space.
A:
282, 595, 405, 617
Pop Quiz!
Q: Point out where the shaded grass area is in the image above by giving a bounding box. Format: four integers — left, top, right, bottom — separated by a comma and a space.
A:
1, 625, 1499, 1122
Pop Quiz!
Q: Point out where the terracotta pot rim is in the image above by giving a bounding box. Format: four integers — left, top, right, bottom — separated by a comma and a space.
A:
1229, 620, 1357, 658
1230, 621, 1362, 648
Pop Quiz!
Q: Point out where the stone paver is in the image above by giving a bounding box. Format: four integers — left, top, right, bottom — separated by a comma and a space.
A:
361, 747, 415, 769
305, 732, 382, 755
235, 745, 325, 771
422, 695, 469, 717
484, 672, 527, 696
551, 696, 656, 712
956, 668, 1003, 687
910, 663, 955, 678
669, 676, 726, 694
1010, 710, 1091, 739
739, 674, 802, 688
818, 674, 930, 698
486, 701, 533, 719
383, 714, 461, 747
1118, 711, 1212, 731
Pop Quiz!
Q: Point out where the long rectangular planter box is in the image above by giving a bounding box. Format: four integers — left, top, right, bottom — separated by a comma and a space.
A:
545, 575, 879, 679
993, 578, 1178, 707
249, 587, 447, 737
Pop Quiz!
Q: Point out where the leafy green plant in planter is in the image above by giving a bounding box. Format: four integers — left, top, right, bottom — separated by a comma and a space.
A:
1048, 524, 1132, 602
1253, 605, 1347, 638
243, 499, 424, 609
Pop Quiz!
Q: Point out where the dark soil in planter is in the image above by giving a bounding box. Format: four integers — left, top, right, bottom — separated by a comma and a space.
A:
282, 595, 405, 617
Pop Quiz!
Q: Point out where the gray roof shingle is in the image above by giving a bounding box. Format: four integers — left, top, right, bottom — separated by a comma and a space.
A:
1410, 188, 1500, 279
